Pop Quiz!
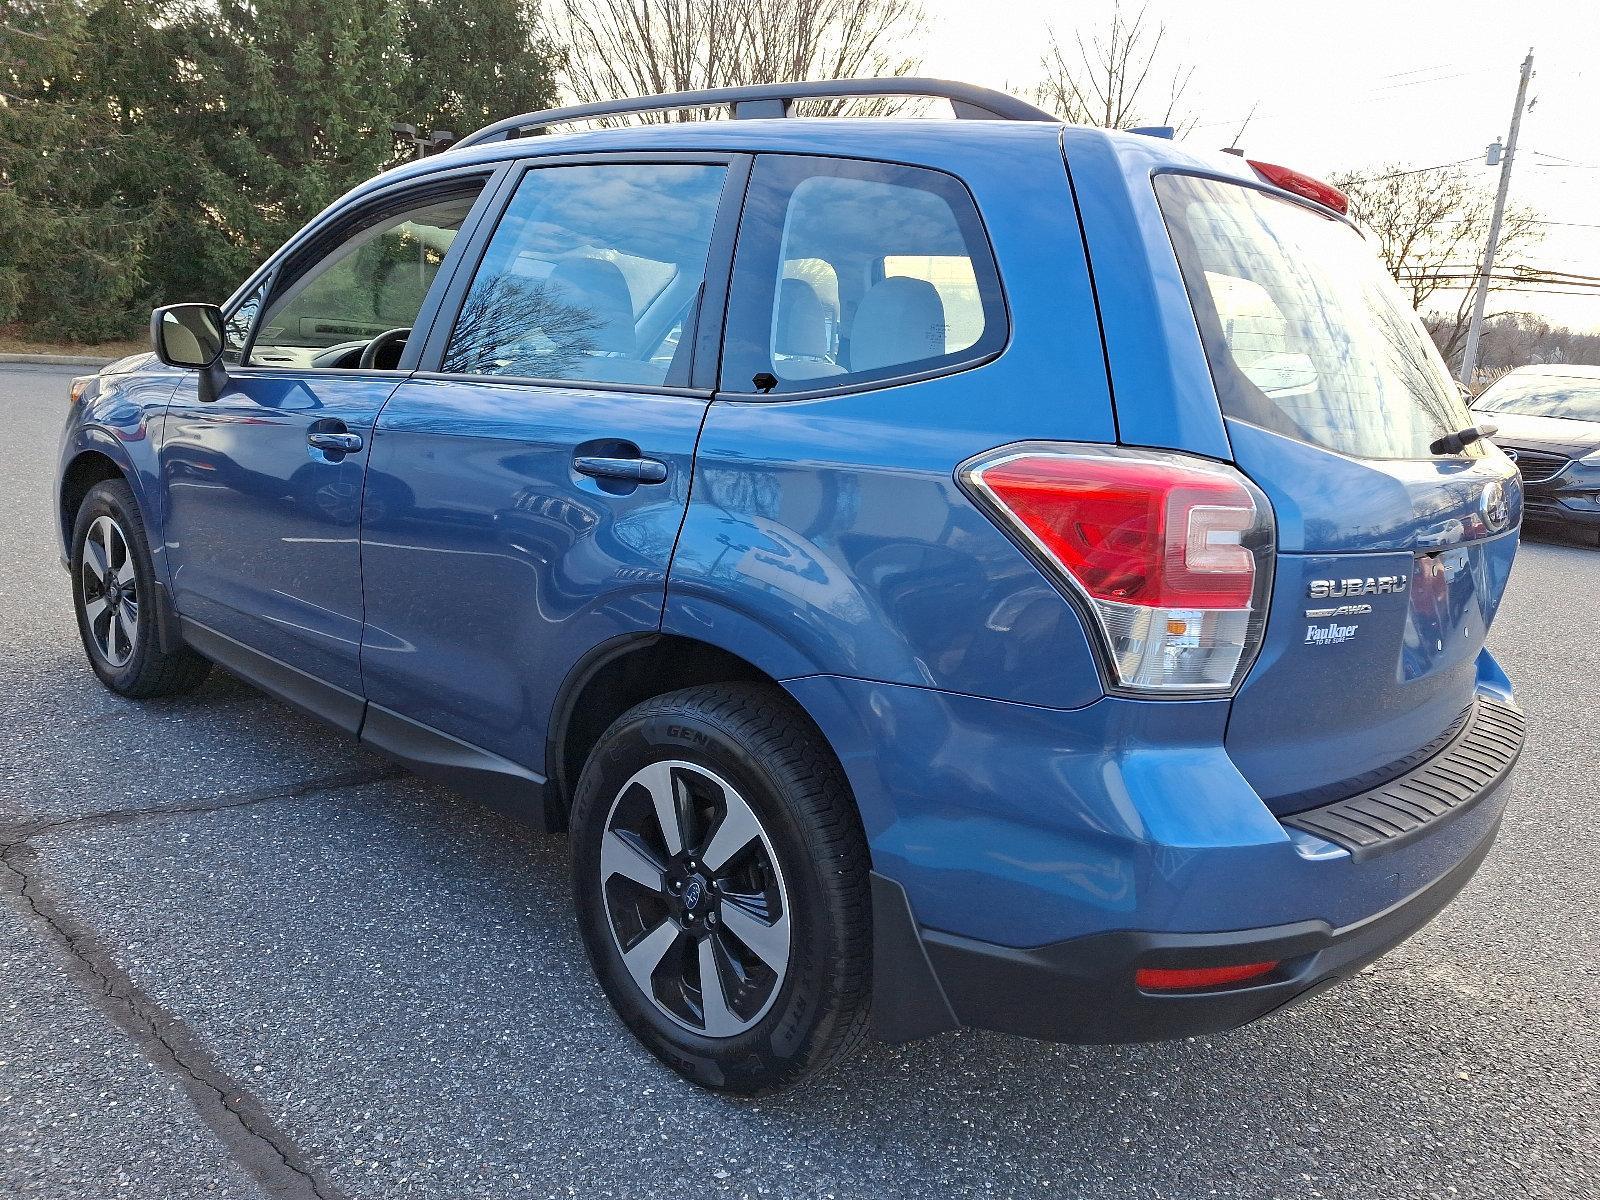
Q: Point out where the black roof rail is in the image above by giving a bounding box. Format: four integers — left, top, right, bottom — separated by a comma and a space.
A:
455, 78, 1057, 149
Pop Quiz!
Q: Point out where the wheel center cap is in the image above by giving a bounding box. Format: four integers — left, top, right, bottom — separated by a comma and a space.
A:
681, 877, 707, 913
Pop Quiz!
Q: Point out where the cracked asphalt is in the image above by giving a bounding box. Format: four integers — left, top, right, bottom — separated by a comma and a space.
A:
3, 363, 1598, 1200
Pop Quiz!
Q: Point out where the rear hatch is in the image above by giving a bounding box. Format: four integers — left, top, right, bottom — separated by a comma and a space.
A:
1156, 174, 1522, 813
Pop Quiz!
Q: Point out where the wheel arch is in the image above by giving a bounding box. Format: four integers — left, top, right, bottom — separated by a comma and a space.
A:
58, 447, 131, 551
545, 633, 852, 838
60, 445, 182, 654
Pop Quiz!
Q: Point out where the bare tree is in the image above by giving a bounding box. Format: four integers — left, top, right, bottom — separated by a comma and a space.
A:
1330, 163, 1545, 368
555, 0, 926, 120
1426, 311, 1600, 374
1034, 2, 1196, 133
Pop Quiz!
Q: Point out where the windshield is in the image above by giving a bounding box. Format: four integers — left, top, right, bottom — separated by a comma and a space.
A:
1474, 374, 1600, 423
1157, 174, 1473, 460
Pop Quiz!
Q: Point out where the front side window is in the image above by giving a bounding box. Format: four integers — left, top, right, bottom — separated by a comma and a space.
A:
249, 187, 482, 369
1157, 173, 1472, 460
440, 162, 729, 387
722, 156, 1006, 395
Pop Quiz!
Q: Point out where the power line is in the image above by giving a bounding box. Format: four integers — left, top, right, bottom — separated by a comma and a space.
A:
1347, 157, 1482, 183
1526, 149, 1599, 166
1363, 67, 1494, 96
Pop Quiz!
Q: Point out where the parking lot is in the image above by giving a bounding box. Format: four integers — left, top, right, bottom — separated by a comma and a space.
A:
2, 361, 1597, 1200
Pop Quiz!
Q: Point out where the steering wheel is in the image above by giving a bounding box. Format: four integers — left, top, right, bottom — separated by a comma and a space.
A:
359, 326, 411, 370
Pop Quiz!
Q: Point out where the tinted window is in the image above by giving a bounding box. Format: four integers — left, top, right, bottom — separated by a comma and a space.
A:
1157, 173, 1471, 460
722, 156, 1005, 395
250, 190, 481, 369
1474, 374, 1600, 423
441, 163, 728, 386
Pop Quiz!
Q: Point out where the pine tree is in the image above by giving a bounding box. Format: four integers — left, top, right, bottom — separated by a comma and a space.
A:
0, 0, 561, 343
396, 0, 562, 141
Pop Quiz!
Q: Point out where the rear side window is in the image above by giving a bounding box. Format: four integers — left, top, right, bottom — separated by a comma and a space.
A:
722, 156, 1005, 395
1157, 174, 1472, 460
441, 163, 728, 387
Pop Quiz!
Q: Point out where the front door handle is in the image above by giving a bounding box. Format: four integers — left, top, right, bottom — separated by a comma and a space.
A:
573, 455, 669, 485
308, 431, 364, 454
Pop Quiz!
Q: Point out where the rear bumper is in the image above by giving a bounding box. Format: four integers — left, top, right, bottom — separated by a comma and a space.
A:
895, 799, 1501, 1043
787, 659, 1523, 1047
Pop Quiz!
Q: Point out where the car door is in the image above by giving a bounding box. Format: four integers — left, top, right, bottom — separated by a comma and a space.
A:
357, 154, 746, 772
160, 172, 495, 722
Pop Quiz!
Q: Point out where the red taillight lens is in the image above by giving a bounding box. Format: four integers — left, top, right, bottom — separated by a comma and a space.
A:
971, 457, 1256, 609
962, 445, 1274, 693
1135, 961, 1279, 991
1246, 160, 1349, 216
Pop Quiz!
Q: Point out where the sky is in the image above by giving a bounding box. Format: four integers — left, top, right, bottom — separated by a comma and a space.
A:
916, 0, 1600, 330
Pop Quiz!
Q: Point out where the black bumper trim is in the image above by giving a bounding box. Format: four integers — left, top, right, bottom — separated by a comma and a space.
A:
905, 810, 1503, 1044
1283, 697, 1523, 860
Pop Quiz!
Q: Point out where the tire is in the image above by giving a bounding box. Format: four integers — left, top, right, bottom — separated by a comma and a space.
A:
70, 481, 211, 698
570, 683, 871, 1094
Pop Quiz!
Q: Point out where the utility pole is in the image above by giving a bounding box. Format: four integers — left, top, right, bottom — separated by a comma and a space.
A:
1458, 49, 1534, 389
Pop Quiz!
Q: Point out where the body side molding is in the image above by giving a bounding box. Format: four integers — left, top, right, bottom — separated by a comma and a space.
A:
179, 617, 548, 824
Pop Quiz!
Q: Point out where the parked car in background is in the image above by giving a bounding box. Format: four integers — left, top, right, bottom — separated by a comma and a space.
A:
55, 79, 1526, 1094
1474, 364, 1600, 543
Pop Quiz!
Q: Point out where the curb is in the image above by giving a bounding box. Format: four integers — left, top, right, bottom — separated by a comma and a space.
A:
0, 353, 115, 367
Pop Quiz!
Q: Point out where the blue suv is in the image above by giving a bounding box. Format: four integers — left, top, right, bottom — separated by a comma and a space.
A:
55, 80, 1526, 1093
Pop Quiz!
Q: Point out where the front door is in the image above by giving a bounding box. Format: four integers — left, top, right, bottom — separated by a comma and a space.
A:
160, 180, 488, 714
358, 156, 742, 769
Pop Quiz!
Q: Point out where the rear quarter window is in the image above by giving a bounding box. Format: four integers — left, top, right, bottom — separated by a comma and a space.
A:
722, 156, 1006, 395
1157, 173, 1473, 460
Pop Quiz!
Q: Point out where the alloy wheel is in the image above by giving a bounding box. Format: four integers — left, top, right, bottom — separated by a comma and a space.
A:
80, 514, 138, 669
599, 760, 792, 1038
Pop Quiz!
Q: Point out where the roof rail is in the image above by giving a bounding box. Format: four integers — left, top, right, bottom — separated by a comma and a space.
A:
455, 78, 1057, 148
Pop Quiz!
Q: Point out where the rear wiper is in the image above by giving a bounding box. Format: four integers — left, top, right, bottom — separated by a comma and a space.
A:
1430, 423, 1497, 455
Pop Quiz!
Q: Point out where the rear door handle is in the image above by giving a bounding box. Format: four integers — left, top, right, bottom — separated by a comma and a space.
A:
573, 455, 668, 485
308, 432, 364, 454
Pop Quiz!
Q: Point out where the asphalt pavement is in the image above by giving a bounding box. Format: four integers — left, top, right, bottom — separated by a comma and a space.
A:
3, 363, 1597, 1200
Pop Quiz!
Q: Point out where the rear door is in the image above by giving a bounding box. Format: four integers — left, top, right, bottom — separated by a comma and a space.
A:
357, 154, 745, 767
1155, 174, 1522, 812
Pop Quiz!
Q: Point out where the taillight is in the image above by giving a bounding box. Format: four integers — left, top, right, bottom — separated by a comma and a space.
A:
961, 444, 1274, 694
1246, 160, 1349, 216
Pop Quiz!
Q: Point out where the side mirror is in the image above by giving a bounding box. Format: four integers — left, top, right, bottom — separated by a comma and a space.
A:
152, 303, 228, 401
151, 303, 225, 368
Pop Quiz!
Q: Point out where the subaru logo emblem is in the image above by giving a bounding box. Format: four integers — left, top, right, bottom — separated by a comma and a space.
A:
1481, 479, 1511, 533
682, 880, 704, 911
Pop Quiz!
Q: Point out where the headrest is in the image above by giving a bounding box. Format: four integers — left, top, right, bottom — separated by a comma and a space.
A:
775, 277, 831, 359
545, 257, 636, 355
850, 276, 947, 373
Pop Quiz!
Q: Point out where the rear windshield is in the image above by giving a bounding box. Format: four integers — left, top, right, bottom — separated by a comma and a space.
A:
1157, 174, 1472, 460
1474, 374, 1600, 423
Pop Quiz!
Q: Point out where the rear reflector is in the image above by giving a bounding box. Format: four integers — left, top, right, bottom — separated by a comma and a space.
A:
1246, 160, 1349, 215
1135, 961, 1279, 991
960, 445, 1274, 693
